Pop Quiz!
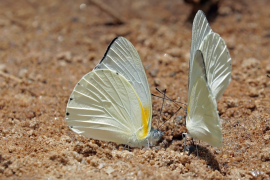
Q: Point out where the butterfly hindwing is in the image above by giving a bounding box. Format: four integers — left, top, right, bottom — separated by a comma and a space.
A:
187, 50, 222, 147
66, 70, 145, 145
187, 75, 222, 147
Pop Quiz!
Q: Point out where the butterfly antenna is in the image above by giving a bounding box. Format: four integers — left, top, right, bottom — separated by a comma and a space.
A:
158, 106, 182, 129
158, 89, 166, 128
152, 93, 184, 107
153, 88, 187, 106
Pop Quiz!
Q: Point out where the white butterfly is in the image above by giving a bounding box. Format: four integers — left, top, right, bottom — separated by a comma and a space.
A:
65, 37, 163, 147
186, 10, 232, 147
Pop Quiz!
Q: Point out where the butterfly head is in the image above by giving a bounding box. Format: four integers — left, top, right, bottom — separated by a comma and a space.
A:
149, 128, 164, 143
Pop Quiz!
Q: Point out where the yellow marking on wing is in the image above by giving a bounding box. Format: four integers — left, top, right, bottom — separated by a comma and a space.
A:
186, 100, 190, 123
136, 95, 150, 140
143, 106, 150, 127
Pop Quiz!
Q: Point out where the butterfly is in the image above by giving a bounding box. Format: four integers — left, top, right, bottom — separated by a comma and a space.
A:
186, 10, 232, 147
65, 37, 163, 147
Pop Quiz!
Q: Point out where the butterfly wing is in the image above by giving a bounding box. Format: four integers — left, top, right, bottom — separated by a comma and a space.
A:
199, 33, 232, 101
66, 69, 149, 145
94, 37, 152, 132
188, 50, 207, 103
189, 10, 213, 99
187, 50, 222, 147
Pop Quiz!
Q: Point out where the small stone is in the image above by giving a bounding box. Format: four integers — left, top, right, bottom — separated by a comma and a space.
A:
116, 26, 130, 36
4, 168, 13, 177
167, 47, 182, 57
57, 51, 72, 62
215, 149, 222, 154
258, 88, 265, 97
242, 58, 261, 78
150, 69, 159, 77
184, 52, 190, 61
248, 87, 258, 97
250, 169, 259, 177
218, 6, 232, 16
175, 116, 183, 124
154, 78, 160, 86
224, 36, 235, 49
0, 64, 6, 71
170, 72, 176, 77
27, 130, 33, 136
18, 68, 28, 78
264, 135, 270, 140
225, 97, 237, 107
87, 53, 96, 61
159, 53, 174, 65
242, 58, 261, 70
105, 166, 114, 174
8, 145, 16, 153
0, 18, 10, 27
235, 14, 242, 22
73, 55, 84, 63
59, 60, 67, 67
266, 64, 270, 73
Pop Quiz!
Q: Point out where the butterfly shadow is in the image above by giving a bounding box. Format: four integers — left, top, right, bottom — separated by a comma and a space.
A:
189, 144, 221, 172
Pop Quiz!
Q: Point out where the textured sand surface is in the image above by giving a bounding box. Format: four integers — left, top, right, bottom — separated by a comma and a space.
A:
0, 0, 270, 179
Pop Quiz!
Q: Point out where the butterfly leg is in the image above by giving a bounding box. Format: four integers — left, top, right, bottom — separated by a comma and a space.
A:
195, 140, 199, 159
151, 144, 158, 150
122, 141, 130, 151
182, 133, 187, 154
161, 140, 168, 151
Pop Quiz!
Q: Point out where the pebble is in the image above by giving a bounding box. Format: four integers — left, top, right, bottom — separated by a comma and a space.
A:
167, 48, 182, 57
224, 36, 236, 49
18, 68, 28, 78
57, 51, 72, 62
175, 116, 183, 124
0, 64, 6, 71
218, 6, 232, 16
248, 87, 259, 97
266, 64, 270, 73
150, 69, 159, 77
154, 78, 160, 86
105, 166, 114, 174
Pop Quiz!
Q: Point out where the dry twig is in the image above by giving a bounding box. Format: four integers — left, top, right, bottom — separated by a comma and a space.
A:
89, 0, 126, 24
0, 71, 23, 83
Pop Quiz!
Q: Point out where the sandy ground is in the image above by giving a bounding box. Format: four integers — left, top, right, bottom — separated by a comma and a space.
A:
0, 0, 270, 179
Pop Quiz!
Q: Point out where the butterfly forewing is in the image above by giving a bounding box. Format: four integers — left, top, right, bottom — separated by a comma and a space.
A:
189, 10, 213, 94
199, 33, 232, 101
94, 37, 152, 131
